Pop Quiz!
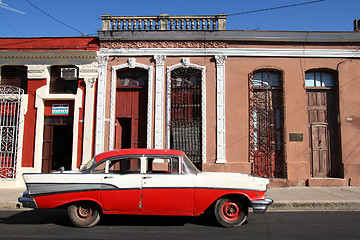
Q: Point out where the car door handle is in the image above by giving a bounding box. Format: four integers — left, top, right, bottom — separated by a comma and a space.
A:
104, 176, 113, 179
143, 176, 152, 179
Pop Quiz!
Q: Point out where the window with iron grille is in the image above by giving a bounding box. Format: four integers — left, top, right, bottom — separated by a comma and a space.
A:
50, 66, 78, 94
0, 66, 28, 93
170, 67, 202, 169
249, 69, 286, 178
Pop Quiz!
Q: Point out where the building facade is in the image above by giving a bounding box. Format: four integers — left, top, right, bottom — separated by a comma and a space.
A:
96, 15, 360, 186
1, 16, 360, 188
0, 37, 98, 188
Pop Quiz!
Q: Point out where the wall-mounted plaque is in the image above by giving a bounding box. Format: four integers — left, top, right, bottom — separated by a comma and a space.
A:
289, 133, 303, 142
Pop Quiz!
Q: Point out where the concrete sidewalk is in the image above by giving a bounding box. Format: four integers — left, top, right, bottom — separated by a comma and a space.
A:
0, 187, 360, 210
267, 187, 360, 211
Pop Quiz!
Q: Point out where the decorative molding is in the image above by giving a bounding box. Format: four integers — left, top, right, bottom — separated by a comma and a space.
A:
27, 65, 46, 79
95, 55, 108, 155
78, 62, 98, 79
215, 55, 227, 164
154, 55, 166, 149
84, 78, 96, 88
100, 41, 228, 49
166, 58, 206, 163
110, 59, 153, 150
99, 48, 360, 58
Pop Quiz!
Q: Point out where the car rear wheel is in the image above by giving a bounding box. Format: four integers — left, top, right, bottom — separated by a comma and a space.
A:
68, 202, 100, 228
214, 197, 247, 228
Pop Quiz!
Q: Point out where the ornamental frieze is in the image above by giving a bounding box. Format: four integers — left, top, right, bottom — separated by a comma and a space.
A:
100, 41, 228, 49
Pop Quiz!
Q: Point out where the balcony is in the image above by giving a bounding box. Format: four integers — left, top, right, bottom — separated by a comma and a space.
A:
101, 14, 227, 31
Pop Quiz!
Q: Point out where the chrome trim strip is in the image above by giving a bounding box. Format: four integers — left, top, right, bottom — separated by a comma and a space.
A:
251, 198, 274, 214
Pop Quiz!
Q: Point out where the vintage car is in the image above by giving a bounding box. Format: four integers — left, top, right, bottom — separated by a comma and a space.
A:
19, 149, 273, 228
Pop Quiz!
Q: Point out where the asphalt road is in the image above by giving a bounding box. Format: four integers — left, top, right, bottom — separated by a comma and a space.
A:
0, 210, 359, 240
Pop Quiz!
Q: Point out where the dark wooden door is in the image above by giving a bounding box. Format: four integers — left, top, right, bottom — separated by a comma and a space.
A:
307, 91, 335, 177
311, 124, 330, 177
42, 125, 53, 173
116, 88, 147, 149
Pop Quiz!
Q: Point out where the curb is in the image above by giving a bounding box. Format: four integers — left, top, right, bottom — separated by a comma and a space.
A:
270, 201, 360, 211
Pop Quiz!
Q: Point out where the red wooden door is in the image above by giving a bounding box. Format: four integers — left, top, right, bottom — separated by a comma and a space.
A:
116, 88, 147, 149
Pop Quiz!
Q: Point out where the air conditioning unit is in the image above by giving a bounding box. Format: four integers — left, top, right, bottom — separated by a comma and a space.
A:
61, 68, 78, 80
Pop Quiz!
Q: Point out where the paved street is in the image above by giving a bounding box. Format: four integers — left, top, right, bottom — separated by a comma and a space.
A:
0, 210, 359, 240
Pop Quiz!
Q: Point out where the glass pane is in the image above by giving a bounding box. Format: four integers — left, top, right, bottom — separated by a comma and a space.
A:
253, 109, 258, 128
44, 117, 60, 124
262, 72, 269, 86
254, 131, 258, 151
305, 72, 315, 87
269, 72, 280, 86
315, 72, 322, 87
321, 72, 334, 87
276, 132, 281, 150
275, 109, 280, 129
253, 72, 262, 86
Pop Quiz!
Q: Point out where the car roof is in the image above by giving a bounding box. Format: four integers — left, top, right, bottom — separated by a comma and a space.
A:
95, 149, 185, 161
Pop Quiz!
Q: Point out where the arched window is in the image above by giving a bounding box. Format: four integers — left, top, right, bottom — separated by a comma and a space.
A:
170, 67, 202, 169
305, 71, 334, 88
249, 68, 286, 178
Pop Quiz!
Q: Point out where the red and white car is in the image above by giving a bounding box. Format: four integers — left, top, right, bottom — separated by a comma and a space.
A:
19, 149, 273, 228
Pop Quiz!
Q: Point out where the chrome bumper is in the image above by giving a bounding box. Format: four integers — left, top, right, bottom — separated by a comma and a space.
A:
251, 198, 273, 214
18, 191, 37, 209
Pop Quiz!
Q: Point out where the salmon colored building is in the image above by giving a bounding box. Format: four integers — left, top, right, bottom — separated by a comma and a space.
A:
1, 16, 360, 188
96, 15, 360, 186
0, 37, 98, 188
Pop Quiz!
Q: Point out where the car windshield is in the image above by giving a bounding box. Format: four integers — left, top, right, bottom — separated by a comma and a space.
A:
79, 158, 96, 173
182, 155, 200, 174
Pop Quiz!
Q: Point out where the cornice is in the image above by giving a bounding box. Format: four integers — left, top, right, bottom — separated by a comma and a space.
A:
99, 47, 360, 58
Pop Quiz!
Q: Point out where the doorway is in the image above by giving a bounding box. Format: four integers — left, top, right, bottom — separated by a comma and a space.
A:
42, 117, 73, 173
115, 68, 148, 149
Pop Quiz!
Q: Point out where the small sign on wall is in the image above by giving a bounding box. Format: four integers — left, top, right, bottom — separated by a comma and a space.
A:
289, 133, 303, 142
52, 104, 69, 115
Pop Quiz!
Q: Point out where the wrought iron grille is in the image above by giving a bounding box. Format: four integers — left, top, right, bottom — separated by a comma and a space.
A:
248, 70, 287, 178
0, 86, 23, 179
170, 68, 202, 169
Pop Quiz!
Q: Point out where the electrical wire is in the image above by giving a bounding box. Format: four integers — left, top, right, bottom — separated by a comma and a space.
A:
24, 0, 84, 36
228, 0, 325, 16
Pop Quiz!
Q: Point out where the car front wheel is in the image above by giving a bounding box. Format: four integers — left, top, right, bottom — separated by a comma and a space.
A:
68, 203, 100, 228
214, 197, 248, 227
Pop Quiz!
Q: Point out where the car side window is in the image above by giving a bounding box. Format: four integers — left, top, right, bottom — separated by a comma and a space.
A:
109, 158, 141, 174
91, 161, 106, 173
146, 157, 179, 174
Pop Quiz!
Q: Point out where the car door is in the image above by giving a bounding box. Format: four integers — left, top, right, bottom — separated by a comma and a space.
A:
100, 157, 143, 213
141, 156, 195, 215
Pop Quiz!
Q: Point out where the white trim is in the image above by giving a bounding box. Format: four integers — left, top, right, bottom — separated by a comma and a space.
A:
34, 86, 83, 172
95, 56, 108, 155
154, 55, 166, 149
215, 55, 227, 164
110, 59, 153, 150
99, 48, 360, 58
166, 58, 206, 163
81, 78, 96, 166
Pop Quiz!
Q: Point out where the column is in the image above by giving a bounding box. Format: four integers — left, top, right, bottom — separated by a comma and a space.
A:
154, 55, 166, 149
215, 55, 227, 163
